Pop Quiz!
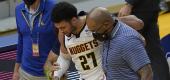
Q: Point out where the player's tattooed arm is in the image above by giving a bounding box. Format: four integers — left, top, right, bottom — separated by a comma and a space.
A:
137, 64, 153, 80
118, 15, 144, 30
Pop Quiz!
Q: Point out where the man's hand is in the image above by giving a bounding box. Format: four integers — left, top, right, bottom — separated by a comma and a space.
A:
52, 74, 67, 80
52, 76, 60, 80
48, 63, 61, 79
118, 3, 133, 17
44, 51, 58, 80
12, 72, 19, 80
12, 63, 20, 80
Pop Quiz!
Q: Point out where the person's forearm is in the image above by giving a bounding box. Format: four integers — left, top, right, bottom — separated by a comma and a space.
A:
125, 3, 133, 8
118, 15, 144, 30
44, 59, 54, 80
44, 59, 53, 72
13, 63, 20, 73
44, 51, 58, 78
137, 64, 153, 80
44, 51, 58, 70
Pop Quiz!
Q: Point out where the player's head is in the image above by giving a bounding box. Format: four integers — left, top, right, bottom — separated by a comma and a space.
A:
51, 2, 78, 36
87, 7, 115, 41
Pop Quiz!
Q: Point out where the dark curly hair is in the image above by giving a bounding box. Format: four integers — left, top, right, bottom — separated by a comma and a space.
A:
51, 1, 78, 23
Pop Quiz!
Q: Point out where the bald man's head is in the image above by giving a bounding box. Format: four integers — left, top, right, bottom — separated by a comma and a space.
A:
87, 7, 114, 33
86, 7, 115, 41
88, 7, 112, 24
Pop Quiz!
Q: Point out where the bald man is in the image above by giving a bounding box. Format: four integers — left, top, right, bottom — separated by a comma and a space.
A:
86, 7, 153, 80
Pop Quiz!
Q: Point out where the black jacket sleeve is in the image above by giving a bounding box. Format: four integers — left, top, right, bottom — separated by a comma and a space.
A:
52, 39, 60, 55
125, 0, 140, 6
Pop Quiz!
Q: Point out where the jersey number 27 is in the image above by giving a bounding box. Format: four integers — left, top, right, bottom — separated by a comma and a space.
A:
79, 52, 98, 70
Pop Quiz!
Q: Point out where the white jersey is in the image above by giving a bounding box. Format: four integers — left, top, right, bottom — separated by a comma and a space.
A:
65, 25, 105, 80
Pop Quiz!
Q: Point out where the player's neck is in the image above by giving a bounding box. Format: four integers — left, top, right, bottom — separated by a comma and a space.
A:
73, 16, 86, 35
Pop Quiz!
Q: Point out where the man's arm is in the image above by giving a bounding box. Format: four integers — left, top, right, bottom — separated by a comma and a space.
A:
44, 51, 59, 79
118, 3, 133, 17
137, 64, 153, 80
44, 29, 71, 80
44, 51, 58, 72
122, 37, 152, 80
118, 0, 141, 17
44, 48, 71, 80
12, 63, 20, 80
118, 15, 144, 30
12, 18, 23, 80
53, 51, 71, 80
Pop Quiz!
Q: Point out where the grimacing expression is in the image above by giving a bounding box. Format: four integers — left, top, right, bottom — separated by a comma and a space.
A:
54, 20, 74, 37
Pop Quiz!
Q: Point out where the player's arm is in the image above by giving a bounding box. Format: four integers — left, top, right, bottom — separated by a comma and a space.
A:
44, 51, 59, 80
118, 15, 144, 30
137, 64, 153, 80
44, 29, 61, 79
52, 30, 71, 80
53, 51, 71, 80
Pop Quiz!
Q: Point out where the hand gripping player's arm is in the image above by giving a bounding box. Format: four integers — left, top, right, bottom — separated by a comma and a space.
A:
53, 50, 71, 80
44, 30, 70, 80
44, 50, 59, 80
53, 30, 72, 80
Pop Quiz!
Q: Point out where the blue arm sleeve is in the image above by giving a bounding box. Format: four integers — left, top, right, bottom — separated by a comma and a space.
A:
16, 24, 23, 63
15, 6, 23, 63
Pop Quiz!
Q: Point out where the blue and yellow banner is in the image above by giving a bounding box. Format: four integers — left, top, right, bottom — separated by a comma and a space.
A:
158, 13, 170, 58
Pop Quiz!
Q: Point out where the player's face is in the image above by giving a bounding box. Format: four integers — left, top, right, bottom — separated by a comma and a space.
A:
54, 20, 73, 36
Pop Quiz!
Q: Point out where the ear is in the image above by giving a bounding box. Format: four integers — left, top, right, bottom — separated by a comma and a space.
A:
102, 19, 112, 30
71, 17, 77, 24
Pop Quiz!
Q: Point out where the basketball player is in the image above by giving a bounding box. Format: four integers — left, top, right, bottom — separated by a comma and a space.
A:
45, 1, 144, 80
